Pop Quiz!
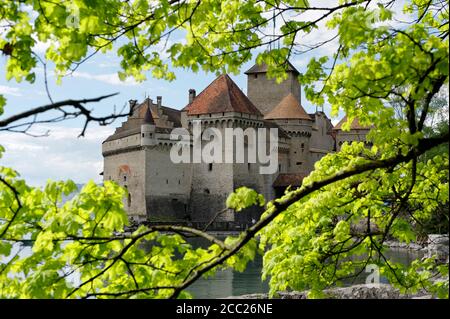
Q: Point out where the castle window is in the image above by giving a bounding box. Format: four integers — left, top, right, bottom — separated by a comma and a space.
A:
248, 163, 251, 170
127, 193, 131, 208
204, 188, 210, 194
254, 74, 258, 79
123, 175, 127, 182
142, 133, 144, 137
296, 162, 302, 166
166, 179, 169, 184
208, 163, 213, 171
278, 164, 281, 172
178, 179, 181, 185
301, 143, 304, 149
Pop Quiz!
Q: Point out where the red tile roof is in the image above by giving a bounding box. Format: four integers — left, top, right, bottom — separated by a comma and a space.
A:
183, 74, 262, 116
273, 173, 307, 187
333, 116, 372, 130
264, 94, 312, 120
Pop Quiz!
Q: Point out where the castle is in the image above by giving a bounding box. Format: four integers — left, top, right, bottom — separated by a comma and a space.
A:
102, 62, 369, 225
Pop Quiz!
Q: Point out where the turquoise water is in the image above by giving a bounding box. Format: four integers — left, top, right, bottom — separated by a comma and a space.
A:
186, 243, 424, 298
187, 253, 269, 299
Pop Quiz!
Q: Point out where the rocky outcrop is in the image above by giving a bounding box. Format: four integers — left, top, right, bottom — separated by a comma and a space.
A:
226, 284, 433, 299
425, 234, 449, 264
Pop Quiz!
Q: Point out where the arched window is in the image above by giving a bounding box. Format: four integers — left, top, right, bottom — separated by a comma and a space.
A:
127, 193, 131, 207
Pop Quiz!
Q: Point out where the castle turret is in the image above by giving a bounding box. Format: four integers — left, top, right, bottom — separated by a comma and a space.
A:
264, 93, 312, 174
141, 106, 157, 146
245, 61, 301, 115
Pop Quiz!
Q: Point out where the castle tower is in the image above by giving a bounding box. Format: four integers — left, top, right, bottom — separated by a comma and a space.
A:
264, 93, 312, 175
182, 74, 265, 223
245, 61, 301, 115
141, 106, 157, 146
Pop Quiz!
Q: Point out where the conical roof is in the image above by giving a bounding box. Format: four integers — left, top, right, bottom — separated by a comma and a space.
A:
183, 74, 262, 116
143, 103, 155, 124
264, 94, 311, 120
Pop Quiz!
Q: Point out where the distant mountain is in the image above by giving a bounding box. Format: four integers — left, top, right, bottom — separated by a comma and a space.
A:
61, 183, 84, 204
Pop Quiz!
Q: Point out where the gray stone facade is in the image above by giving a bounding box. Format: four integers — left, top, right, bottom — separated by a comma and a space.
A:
102, 63, 369, 224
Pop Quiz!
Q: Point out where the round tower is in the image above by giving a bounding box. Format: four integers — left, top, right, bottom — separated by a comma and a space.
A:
264, 93, 313, 174
141, 106, 157, 146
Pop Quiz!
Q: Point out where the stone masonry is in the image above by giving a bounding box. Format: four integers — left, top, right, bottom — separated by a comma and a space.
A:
102, 62, 369, 223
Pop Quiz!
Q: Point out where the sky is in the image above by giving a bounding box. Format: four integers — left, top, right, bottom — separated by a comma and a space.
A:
0, 1, 409, 186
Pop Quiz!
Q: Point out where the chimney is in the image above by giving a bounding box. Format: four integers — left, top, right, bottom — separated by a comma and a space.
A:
156, 96, 162, 108
128, 99, 137, 115
188, 89, 196, 103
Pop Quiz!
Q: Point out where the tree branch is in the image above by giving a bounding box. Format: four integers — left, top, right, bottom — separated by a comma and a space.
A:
169, 132, 449, 298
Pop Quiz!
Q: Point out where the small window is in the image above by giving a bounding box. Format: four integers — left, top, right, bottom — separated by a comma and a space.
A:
142, 133, 144, 137
254, 74, 258, 79
166, 179, 169, 184
204, 188, 210, 194
296, 162, 302, 166
123, 175, 127, 182
127, 193, 131, 207
301, 143, 304, 149
248, 163, 251, 170
178, 180, 181, 185
208, 163, 213, 171
278, 164, 281, 172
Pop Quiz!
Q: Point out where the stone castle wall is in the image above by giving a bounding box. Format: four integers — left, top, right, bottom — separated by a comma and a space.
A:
247, 72, 301, 115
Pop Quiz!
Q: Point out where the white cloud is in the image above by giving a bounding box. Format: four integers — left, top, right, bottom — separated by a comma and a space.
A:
0, 125, 115, 186
71, 71, 139, 86
98, 61, 119, 68
33, 39, 51, 54
0, 85, 22, 97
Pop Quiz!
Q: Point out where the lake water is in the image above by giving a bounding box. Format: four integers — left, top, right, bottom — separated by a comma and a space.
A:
186, 243, 424, 298
5, 237, 424, 299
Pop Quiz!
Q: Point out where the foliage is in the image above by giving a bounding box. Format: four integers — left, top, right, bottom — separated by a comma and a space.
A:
1, 0, 449, 298
226, 187, 265, 212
